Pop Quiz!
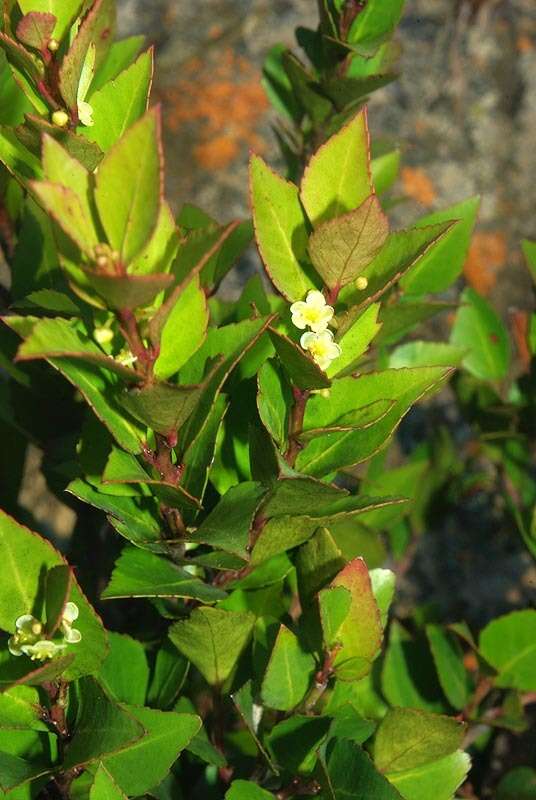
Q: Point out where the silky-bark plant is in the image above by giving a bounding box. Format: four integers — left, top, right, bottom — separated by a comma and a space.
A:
0, 1, 535, 799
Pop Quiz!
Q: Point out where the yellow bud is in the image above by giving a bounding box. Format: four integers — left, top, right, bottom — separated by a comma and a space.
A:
355, 276, 369, 290
94, 327, 114, 346
48, 38, 60, 52
51, 110, 69, 127
31, 622, 43, 636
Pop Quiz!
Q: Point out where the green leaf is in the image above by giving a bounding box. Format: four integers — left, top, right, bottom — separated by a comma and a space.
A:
129, 201, 178, 276
267, 715, 331, 773
0, 126, 42, 181
83, 270, 173, 310
451, 287, 510, 382
372, 149, 400, 196
21, 113, 104, 170
386, 751, 471, 800
377, 301, 455, 346
226, 781, 275, 800
388, 341, 465, 369
257, 359, 291, 446
479, 609, 536, 691
147, 640, 189, 710
119, 380, 200, 436
0, 686, 48, 731
320, 739, 403, 799
30, 181, 98, 253
308, 195, 389, 290
189, 482, 268, 560
381, 622, 445, 713
101, 705, 200, 796
348, 0, 404, 50
522, 240, 536, 284
231, 679, 277, 772
94, 107, 162, 265
296, 367, 450, 476
0, 749, 50, 793
102, 547, 227, 604
340, 223, 454, 329
296, 527, 345, 605
67, 478, 162, 549
252, 495, 405, 565
282, 51, 332, 125
84, 49, 153, 151
90, 764, 127, 800
0, 32, 41, 82
37, 135, 95, 226
14, 316, 140, 382
58, 0, 115, 110
497, 767, 536, 800
262, 43, 301, 122
426, 624, 471, 710
370, 568, 395, 628
0, 648, 74, 692
18, 0, 83, 41
91, 35, 145, 91
16, 12, 55, 52
374, 708, 464, 773
153, 276, 208, 380
63, 677, 144, 770
180, 394, 227, 509
44, 564, 73, 635
261, 624, 315, 711
300, 111, 372, 226
250, 154, 313, 301
99, 632, 149, 706
0, 509, 108, 680
325, 558, 382, 681
169, 607, 255, 687
269, 327, 331, 390
400, 197, 480, 294
328, 302, 381, 378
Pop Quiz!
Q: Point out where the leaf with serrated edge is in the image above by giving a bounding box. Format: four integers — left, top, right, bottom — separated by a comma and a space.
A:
308, 195, 388, 290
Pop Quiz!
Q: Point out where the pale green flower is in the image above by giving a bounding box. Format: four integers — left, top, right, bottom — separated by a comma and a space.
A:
290, 290, 334, 333
61, 602, 82, 644
8, 614, 43, 657
21, 640, 67, 662
300, 330, 341, 371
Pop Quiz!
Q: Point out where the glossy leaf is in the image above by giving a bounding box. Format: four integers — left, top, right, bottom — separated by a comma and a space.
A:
451, 288, 510, 382
119, 381, 200, 436
250, 154, 313, 301
18, 0, 83, 41
479, 609, 536, 691
90, 765, 127, 800
300, 111, 372, 226
169, 607, 255, 687
154, 276, 208, 380
102, 546, 227, 604
0, 509, 108, 681
269, 327, 331, 390
381, 622, 445, 713
267, 714, 331, 773
94, 108, 162, 265
320, 739, 403, 799
99, 632, 149, 706
257, 359, 291, 446
374, 708, 464, 773
261, 624, 315, 711
84, 49, 153, 152
328, 302, 381, 377
387, 751, 471, 800
308, 194, 388, 290
426, 624, 471, 710
400, 197, 480, 294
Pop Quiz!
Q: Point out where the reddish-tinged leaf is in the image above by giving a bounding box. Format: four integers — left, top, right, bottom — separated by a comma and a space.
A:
16, 12, 55, 52
83, 270, 173, 310
328, 557, 382, 681
308, 194, 389, 289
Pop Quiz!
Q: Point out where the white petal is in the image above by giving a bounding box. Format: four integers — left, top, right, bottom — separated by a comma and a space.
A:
64, 627, 82, 644
15, 614, 35, 632
300, 331, 316, 349
290, 301, 307, 315
78, 100, 94, 127
63, 602, 79, 623
291, 313, 307, 330
8, 637, 22, 657
306, 290, 326, 309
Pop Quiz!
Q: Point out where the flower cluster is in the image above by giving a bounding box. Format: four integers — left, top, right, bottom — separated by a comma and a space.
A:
8, 602, 82, 662
290, 290, 341, 371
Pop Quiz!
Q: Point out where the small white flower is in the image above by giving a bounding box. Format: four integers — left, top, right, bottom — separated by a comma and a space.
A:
8, 615, 43, 656
290, 290, 334, 333
21, 640, 67, 662
77, 100, 94, 127
60, 602, 82, 645
300, 330, 342, 371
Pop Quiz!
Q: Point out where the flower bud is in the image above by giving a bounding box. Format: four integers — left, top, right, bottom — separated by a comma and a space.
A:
52, 110, 69, 128
48, 38, 60, 52
355, 276, 369, 290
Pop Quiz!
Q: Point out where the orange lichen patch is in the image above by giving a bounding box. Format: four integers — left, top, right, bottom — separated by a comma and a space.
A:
463, 231, 507, 296
510, 310, 531, 372
517, 33, 534, 53
162, 48, 268, 171
400, 167, 437, 207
